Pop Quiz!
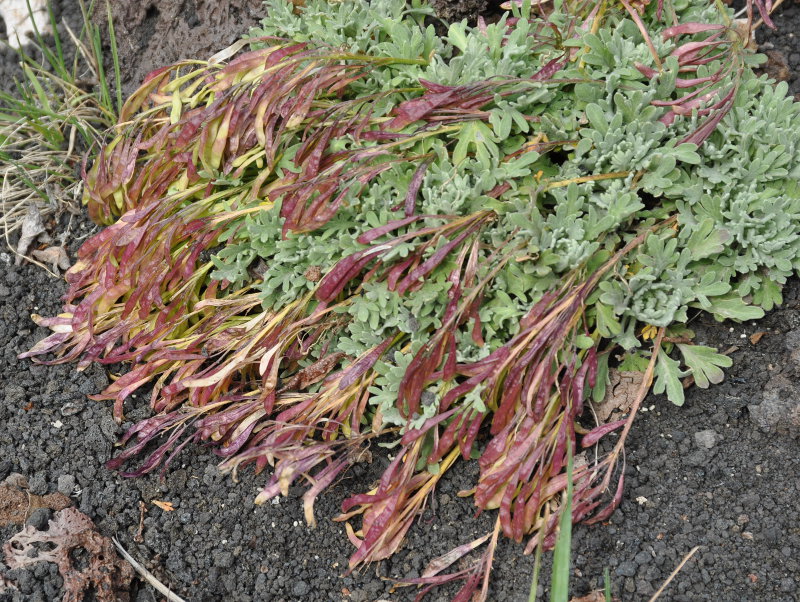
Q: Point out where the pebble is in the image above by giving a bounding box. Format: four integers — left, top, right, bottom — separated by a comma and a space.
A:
26, 507, 51, 531
0, 459, 11, 480
57, 474, 76, 496
693, 429, 719, 450
27, 473, 48, 495
292, 580, 310, 597
616, 560, 637, 577
749, 374, 800, 436
60, 402, 84, 417
213, 550, 234, 568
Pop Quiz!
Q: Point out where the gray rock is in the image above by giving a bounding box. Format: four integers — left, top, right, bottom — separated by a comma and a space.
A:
3, 384, 25, 405
292, 580, 310, 597
56, 474, 76, 496
784, 328, 800, 366
616, 560, 637, 577
749, 374, 800, 437
27, 473, 48, 495
693, 429, 719, 449
213, 550, 234, 568
25, 508, 51, 531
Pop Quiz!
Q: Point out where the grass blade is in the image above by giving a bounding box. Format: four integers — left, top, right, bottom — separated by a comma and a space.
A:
106, 0, 123, 115
550, 437, 573, 602
528, 533, 544, 602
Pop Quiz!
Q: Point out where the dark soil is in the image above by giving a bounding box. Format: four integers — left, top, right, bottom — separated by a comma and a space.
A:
100, 0, 265, 96
755, 1, 800, 97
1, 2, 800, 601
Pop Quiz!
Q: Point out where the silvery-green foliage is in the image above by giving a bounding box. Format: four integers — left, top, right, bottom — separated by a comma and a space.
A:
219, 0, 800, 406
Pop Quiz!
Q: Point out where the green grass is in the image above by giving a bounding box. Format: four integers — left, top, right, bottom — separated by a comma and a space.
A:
0, 0, 119, 264
528, 438, 575, 602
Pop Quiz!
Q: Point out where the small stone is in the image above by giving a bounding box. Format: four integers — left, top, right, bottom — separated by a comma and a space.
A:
693, 429, 719, 450
634, 550, 652, 565
26, 508, 51, 531
57, 474, 76, 496
60, 402, 85, 417
780, 577, 795, 593
3, 384, 25, 405
4, 472, 27, 488
616, 561, 637, 577
684, 450, 707, 467
292, 580, 310, 597
99, 413, 120, 441
213, 550, 234, 568
749, 374, 800, 437
27, 473, 48, 495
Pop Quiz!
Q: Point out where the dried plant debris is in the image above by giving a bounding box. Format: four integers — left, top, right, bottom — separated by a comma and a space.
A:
0, 2, 116, 262
30, 245, 72, 273
591, 370, 645, 423
0, 473, 72, 527
13, 205, 47, 265
3, 507, 133, 602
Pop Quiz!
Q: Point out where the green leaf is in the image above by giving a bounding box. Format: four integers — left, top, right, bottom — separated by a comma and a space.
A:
591, 352, 610, 403
594, 302, 622, 338
653, 349, 686, 405
686, 218, 730, 260
673, 143, 701, 165
584, 103, 608, 136
452, 121, 499, 169
677, 344, 732, 389
702, 295, 765, 322
618, 352, 650, 372
448, 21, 469, 52
752, 278, 782, 312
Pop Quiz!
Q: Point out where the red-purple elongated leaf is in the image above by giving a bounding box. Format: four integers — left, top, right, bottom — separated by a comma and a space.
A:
420, 533, 493, 579
661, 22, 725, 40
338, 337, 395, 390
679, 86, 736, 145
581, 420, 626, 447
531, 54, 567, 82
405, 158, 433, 217
395, 220, 485, 295
303, 458, 350, 527
316, 246, 390, 302
400, 408, 459, 446
752, 0, 775, 28
356, 215, 428, 244
583, 472, 626, 525
386, 90, 459, 130
635, 62, 659, 79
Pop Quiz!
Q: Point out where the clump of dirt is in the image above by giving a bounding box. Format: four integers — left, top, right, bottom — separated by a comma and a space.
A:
0, 474, 72, 527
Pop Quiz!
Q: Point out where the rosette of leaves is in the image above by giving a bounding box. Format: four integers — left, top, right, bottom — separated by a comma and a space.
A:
23, 0, 798, 596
